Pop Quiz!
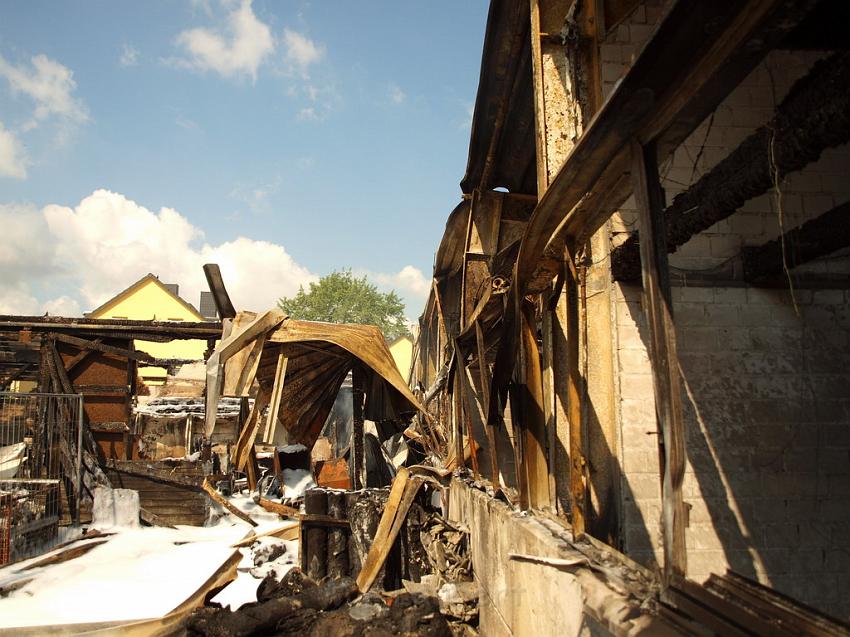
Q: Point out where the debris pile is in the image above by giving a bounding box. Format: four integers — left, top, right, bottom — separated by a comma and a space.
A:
185, 467, 480, 636
135, 396, 247, 418
189, 571, 454, 637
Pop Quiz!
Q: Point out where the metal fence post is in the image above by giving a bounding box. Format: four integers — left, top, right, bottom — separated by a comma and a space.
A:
75, 394, 84, 527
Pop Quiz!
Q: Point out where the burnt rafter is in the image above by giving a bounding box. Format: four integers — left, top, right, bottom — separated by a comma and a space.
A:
742, 200, 850, 283
612, 50, 850, 281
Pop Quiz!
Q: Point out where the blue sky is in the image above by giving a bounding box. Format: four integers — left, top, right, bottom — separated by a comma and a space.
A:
0, 0, 487, 319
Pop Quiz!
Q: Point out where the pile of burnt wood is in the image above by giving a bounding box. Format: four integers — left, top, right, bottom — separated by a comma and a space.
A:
188, 474, 479, 636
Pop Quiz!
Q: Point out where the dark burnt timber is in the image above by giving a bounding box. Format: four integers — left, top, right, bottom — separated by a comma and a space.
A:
202, 263, 237, 320
612, 51, 850, 282
742, 200, 850, 283
486, 0, 820, 438
0, 315, 222, 340
519, 0, 819, 292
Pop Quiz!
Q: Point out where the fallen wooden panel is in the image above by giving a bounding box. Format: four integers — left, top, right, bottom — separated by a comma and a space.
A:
1, 545, 243, 637
104, 461, 208, 527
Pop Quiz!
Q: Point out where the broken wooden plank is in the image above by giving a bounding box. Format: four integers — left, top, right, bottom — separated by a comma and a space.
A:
231, 522, 299, 548
226, 331, 267, 397
202, 478, 258, 527
565, 243, 587, 540
256, 497, 300, 518
263, 352, 288, 443
474, 319, 500, 486
355, 466, 413, 593
232, 388, 270, 473
518, 301, 551, 510
139, 507, 177, 529
632, 139, 687, 584
508, 552, 588, 569
204, 308, 287, 436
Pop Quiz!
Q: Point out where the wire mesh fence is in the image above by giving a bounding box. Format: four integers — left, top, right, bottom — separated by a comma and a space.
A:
0, 392, 83, 564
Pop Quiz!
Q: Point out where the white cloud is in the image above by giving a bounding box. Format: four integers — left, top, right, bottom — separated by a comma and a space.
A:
283, 29, 323, 74
175, 0, 275, 81
229, 175, 281, 214
0, 191, 428, 321
175, 115, 200, 131
42, 296, 81, 317
1, 189, 317, 317
388, 83, 406, 105
0, 53, 88, 129
369, 265, 431, 319
288, 82, 340, 122
0, 202, 61, 314
459, 100, 474, 130
297, 107, 318, 121
0, 122, 28, 179
119, 44, 139, 67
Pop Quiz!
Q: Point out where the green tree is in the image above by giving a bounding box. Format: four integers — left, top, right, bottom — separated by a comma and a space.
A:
278, 270, 410, 340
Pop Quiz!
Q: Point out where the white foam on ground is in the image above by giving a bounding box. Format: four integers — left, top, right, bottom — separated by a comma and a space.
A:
0, 523, 248, 628
282, 468, 315, 499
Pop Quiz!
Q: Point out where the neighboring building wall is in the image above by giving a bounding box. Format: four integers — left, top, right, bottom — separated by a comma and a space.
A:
604, 3, 850, 618
388, 335, 414, 381
89, 278, 208, 383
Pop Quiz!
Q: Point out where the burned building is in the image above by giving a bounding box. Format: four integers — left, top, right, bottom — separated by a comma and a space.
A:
410, 0, 850, 633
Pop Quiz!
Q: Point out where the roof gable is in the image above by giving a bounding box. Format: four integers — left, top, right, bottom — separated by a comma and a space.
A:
86, 273, 204, 321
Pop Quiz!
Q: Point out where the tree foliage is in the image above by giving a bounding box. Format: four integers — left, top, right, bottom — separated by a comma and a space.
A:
278, 270, 410, 340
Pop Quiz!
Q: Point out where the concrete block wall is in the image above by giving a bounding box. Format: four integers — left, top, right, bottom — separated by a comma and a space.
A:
447, 480, 680, 637
601, 1, 850, 619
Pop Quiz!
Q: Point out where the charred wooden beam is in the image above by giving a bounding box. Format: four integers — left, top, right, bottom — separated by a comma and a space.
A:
47, 332, 146, 362
742, 200, 850, 283
565, 243, 587, 538
517, 301, 551, 510
422, 360, 449, 406
613, 51, 850, 281
303, 488, 329, 580
202, 263, 237, 320
351, 365, 365, 490
64, 339, 102, 372
632, 139, 687, 584
520, 0, 817, 291
75, 384, 130, 395
327, 491, 349, 579
0, 363, 33, 390
0, 315, 222, 339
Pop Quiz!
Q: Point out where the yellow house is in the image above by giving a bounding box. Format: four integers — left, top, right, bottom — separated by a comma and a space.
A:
388, 334, 414, 383
86, 274, 213, 385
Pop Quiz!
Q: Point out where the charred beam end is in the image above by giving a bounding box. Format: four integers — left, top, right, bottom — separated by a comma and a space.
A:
742, 200, 850, 283
612, 51, 850, 281
203, 263, 237, 320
